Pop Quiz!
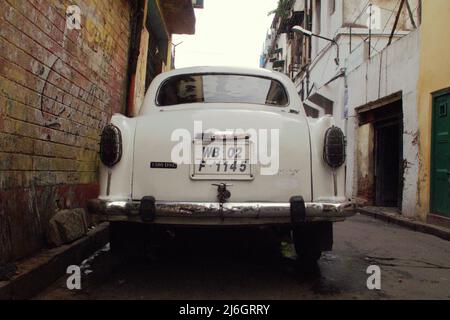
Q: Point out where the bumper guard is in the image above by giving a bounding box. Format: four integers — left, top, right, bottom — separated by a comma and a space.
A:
87, 197, 356, 226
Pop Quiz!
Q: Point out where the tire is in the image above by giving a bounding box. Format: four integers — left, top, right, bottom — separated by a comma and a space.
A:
293, 222, 333, 264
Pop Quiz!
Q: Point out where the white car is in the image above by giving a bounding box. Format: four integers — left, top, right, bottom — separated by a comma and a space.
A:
88, 66, 355, 263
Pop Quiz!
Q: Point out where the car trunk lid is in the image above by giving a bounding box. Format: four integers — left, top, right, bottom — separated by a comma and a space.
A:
132, 106, 312, 203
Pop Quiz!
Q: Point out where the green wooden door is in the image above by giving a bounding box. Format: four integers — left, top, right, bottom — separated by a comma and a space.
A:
431, 91, 450, 217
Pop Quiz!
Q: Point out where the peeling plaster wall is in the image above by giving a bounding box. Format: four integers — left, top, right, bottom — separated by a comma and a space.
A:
292, 1, 422, 217
132, 28, 150, 117
356, 123, 375, 202
346, 30, 420, 218
0, 0, 132, 263
297, 0, 417, 125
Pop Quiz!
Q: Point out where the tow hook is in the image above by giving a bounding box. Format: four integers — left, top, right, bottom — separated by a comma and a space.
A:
212, 183, 232, 204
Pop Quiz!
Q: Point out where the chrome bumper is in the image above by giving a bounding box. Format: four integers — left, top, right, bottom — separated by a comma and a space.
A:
87, 199, 356, 226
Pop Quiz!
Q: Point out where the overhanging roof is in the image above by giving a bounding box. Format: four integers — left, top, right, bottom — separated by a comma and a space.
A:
147, 0, 169, 60
159, 0, 196, 35
307, 91, 333, 115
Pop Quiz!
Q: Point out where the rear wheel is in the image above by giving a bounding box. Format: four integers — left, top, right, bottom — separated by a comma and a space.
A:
293, 222, 333, 264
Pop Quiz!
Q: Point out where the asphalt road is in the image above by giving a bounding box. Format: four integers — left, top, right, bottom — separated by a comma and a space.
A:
36, 214, 450, 300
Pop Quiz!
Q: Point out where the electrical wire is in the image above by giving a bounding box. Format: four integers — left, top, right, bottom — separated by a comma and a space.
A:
349, 0, 371, 26
343, 1, 371, 56
373, 0, 402, 50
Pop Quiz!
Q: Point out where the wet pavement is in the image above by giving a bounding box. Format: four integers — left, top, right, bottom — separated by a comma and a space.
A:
35, 214, 450, 300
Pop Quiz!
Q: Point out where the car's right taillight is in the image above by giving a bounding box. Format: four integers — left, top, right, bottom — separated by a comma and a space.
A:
99, 124, 122, 167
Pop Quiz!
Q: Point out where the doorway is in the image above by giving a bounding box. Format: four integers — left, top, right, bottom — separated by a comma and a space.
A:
374, 119, 402, 207
356, 93, 403, 210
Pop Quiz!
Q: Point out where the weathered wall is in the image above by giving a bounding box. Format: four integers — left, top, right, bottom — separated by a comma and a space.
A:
346, 30, 420, 218
0, 0, 131, 263
297, 0, 420, 125
417, 0, 450, 220
356, 123, 375, 202
343, 0, 420, 29
132, 27, 150, 116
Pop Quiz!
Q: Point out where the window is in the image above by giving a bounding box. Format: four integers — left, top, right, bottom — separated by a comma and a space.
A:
157, 74, 289, 107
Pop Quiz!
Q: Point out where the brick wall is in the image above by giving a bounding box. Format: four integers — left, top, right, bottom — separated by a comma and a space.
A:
0, 0, 132, 263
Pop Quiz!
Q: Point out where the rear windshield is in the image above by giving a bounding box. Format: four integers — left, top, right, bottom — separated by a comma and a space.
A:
156, 74, 288, 107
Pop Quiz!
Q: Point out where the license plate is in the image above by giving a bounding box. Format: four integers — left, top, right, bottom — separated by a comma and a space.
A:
191, 140, 253, 180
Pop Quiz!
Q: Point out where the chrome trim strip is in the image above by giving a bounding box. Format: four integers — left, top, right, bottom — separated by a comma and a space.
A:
194, 132, 251, 141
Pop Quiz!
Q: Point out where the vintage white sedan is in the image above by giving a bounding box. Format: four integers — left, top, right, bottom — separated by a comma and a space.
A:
88, 66, 355, 263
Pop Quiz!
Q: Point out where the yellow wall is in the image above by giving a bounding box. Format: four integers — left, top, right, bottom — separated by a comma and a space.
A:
131, 0, 174, 115
155, 0, 173, 70
417, 0, 450, 220
165, 37, 173, 71
133, 28, 150, 116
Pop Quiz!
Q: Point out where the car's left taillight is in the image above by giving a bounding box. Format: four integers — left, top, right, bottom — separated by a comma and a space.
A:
99, 124, 122, 167
323, 125, 346, 168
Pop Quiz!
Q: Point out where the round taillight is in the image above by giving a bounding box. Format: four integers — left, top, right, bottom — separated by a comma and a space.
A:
323, 126, 346, 168
100, 124, 122, 167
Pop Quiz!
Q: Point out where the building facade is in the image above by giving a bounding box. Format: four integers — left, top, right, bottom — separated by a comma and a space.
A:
0, 0, 198, 264
416, 0, 450, 225
263, 0, 449, 225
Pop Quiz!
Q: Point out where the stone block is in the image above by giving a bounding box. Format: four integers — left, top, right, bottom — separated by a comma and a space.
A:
46, 209, 89, 247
